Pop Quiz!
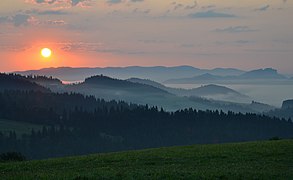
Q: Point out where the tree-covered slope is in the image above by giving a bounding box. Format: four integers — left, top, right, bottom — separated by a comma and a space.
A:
1, 90, 292, 159
0, 73, 49, 92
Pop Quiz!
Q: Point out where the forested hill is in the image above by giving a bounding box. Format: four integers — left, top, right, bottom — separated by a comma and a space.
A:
0, 73, 274, 113
0, 90, 292, 159
0, 73, 49, 92
83, 75, 168, 93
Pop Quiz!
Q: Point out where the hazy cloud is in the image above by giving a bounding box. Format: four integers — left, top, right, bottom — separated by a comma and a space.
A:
215, 26, 257, 33
59, 41, 150, 55
32, 0, 57, 4
188, 10, 236, 18
106, 0, 144, 5
25, 0, 92, 7
201, 5, 216, 9
169, 1, 197, 12
132, 8, 150, 14
138, 39, 166, 44
42, 20, 66, 25
185, 1, 197, 10
181, 44, 195, 48
0, 12, 67, 27
234, 40, 254, 44
60, 42, 103, 52
71, 0, 84, 6
0, 44, 31, 52
25, 9, 69, 15
215, 40, 254, 46
13, 14, 33, 26
0, 16, 9, 23
107, 0, 122, 4
0, 14, 36, 26
130, 0, 144, 2
255, 5, 270, 11
174, 4, 184, 11
245, 49, 292, 53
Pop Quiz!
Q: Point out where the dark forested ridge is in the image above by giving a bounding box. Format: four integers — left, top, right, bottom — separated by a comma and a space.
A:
0, 73, 50, 92
0, 90, 292, 159
61, 75, 274, 113
1, 73, 276, 113
127, 78, 248, 97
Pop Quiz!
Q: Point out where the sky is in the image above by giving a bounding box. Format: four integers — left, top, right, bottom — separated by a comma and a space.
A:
0, 0, 293, 73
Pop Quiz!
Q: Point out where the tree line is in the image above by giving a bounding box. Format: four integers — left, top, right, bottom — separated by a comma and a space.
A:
0, 90, 292, 159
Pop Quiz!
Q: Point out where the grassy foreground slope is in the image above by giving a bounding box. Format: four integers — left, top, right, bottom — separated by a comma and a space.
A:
1, 140, 293, 179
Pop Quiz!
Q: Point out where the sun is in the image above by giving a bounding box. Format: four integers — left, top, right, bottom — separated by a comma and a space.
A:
41, 48, 52, 58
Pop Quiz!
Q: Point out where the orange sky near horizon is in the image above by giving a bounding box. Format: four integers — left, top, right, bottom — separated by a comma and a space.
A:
0, 0, 293, 73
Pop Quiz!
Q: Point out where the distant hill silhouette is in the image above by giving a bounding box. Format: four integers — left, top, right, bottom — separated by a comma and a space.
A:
249, 101, 276, 113
267, 99, 293, 119
0, 73, 275, 113
127, 78, 250, 103
239, 68, 286, 79
65, 75, 186, 110
63, 75, 272, 113
84, 75, 166, 91
14, 66, 245, 82
77, 75, 168, 94
192, 84, 243, 96
127, 78, 166, 89
210, 68, 245, 76
282, 99, 293, 109
0, 73, 49, 92
164, 68, 289, 84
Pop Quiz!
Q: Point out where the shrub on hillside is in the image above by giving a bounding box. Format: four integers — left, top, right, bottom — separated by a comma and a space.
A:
0, 152, 26, 162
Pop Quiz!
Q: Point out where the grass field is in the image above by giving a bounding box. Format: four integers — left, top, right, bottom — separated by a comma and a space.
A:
0, 140, 292, 179
0, 119, 43, 137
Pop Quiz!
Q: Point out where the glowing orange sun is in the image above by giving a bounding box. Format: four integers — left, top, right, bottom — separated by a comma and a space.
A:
41, 48, 52, 58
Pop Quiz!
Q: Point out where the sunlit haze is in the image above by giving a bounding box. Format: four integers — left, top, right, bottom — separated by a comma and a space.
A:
1, 1, 293, 175
0, 0, 292, 73
41, 48, 52, 58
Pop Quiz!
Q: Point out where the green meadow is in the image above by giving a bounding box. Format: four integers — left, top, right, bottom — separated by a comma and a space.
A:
1, 140, 292, 179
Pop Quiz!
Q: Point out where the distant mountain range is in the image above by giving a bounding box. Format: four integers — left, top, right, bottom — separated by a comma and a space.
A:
14, 66, 292, 85
239, 68, 286, 79
127, 78, 250, 103
164, 68, 292, 84
65, 75, 175, 108
14, 66, 245, 82
42, 74, 274, 113
0, 73, 275, 113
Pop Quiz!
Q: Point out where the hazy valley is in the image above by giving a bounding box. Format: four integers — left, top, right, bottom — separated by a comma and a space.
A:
1, 1, 293, 178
